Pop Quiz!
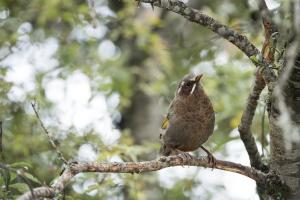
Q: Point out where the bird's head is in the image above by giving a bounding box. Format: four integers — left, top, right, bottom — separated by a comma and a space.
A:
176, 74, 203, 98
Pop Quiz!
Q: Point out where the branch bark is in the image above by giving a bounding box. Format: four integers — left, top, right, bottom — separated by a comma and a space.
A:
17, 155, 266, 200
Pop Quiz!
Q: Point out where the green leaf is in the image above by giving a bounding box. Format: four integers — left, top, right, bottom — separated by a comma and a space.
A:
10, 162, 32, 169
22, 172, 41, 185
9, 183, 29, 193
10, 172, 17, 182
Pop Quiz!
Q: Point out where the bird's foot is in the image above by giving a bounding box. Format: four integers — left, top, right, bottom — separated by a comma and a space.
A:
207, 153, 216, 168
174, 149, 193, 165
200, 146, 216, 168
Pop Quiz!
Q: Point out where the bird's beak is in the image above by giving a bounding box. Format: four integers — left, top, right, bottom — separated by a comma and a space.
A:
189, 74, 203, 95
194, 74, 203, 83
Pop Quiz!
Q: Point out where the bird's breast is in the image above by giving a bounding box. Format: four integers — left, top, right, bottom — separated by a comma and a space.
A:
171, 96, 215, 135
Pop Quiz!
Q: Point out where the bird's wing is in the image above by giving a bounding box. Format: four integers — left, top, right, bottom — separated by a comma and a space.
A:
160, 114, 170, 140
161, 116, 169, 130
161, 100, 175, 130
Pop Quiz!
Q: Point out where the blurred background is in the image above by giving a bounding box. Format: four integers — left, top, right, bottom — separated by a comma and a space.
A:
0, 0, 280, 199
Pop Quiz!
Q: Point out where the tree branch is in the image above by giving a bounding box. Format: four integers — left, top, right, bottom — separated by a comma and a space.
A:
138, 0, 277, 89
17, 155, 266, 200
238, 73, 267, 172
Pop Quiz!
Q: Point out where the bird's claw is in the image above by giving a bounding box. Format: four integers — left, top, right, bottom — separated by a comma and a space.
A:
207, 153, 217, 169
200, 146, 216, 169
175, 150, 193, 166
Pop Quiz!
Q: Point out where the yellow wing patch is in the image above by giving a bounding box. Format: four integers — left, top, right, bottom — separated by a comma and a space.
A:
161, 116, 169, 130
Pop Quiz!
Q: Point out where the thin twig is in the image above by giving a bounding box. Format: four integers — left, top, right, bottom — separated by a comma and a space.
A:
31, 102, 68, 164
17, 155, 266, 200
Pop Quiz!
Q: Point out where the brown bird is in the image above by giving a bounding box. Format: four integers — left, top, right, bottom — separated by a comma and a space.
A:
160, 73, 216, 165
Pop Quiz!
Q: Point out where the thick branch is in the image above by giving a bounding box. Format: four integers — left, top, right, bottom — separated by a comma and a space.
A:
17, 155, 266, 200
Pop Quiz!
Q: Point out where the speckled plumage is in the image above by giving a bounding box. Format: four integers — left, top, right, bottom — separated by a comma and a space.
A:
160, 74, 215, 156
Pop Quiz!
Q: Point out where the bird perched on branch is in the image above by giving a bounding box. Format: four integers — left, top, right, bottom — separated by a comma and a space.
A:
160, 73, 216, 165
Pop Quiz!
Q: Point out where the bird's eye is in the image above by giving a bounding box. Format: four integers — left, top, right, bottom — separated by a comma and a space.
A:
186, 81, 193, 87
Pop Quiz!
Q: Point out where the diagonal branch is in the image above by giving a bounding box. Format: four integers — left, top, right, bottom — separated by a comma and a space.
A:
17, 155, 266, 200
138, 0, 277, 88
